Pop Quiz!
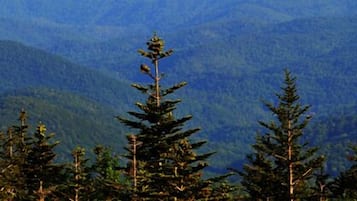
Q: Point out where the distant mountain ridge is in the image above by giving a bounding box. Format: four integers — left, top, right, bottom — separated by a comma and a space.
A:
1, 1, 357, 59
0, 40, 135, 158
0, 40, 134, 107
0, 1, 356, 174
1, 0, 356, 27
0, 87, 127, 160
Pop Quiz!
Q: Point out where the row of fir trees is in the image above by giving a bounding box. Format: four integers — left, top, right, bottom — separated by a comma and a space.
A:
0, 34, 356, 200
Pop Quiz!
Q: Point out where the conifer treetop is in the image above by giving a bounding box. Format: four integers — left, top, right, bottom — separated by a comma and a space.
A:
138, 33, 174, 61
137, 33, 174, 108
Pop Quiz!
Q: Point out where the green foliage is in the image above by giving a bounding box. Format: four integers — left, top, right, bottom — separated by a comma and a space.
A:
0, 35, 354, 200
0, 111, 62, 200
57, 146, 92, 200
0, 1, 356, 179
0, 87, 128, 161
119, 34, 232, 200
239, 70, 325, 200
0, 111, 131, 200
0, 39, 137, 161
309, 168, 333, 201
0, 40, 134, 108
0, 125, 27, 199
91, 145, 129, 200
330, 145, 357, 199
305, 109, 357, 175
22, 122, 63, 200
1, 8, 357, 176
238, 150, 276, 200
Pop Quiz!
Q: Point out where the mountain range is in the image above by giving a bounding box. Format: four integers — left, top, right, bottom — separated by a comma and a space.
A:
0, 0, 356, 175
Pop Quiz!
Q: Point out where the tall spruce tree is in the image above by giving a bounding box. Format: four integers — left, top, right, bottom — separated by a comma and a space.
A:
0, 129, 17, 200
118, 34, 229, 200
239, 70, 324, 201
71, 147, 89, 201
57, 146, 92, 201
0, 110, 32, 200
0, 111, 67, 200
22, 122, 63, 200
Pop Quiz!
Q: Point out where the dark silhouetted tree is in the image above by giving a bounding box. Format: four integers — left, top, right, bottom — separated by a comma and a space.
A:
22, 122, 63, 200
239, 70, 324, 201
330, 144, 357, 199
0, 110, 32, 200
119, 33, 231, 200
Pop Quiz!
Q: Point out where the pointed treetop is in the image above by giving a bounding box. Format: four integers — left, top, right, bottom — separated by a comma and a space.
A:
136, 33, 174, 107
72, 146, 86, 157
147, 33, 164, 53
36, 122, 47, 137
138, 33, 173, 61
19, 109, 27, 125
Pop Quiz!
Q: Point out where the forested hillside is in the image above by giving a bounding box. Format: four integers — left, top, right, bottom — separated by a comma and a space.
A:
0, 0, 356, 177
0, 34, 355, 200
0, 40, 134, 106
0, 88, 126, 160
0, 41, 135, 158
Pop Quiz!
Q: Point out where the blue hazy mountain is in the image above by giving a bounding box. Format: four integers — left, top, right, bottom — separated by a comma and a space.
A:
0, 1, 356, 174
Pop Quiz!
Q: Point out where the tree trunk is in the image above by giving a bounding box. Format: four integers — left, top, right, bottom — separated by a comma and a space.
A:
288, 119, 294, 201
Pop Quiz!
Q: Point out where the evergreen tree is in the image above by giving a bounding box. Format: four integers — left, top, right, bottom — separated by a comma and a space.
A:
238, 144, 277, 200
118, 33, 230, 200
22, 122, 63, 200
239, 70, 324, 201
91, 145, 128, 200
309, 168, 332, 201
330, 144, 357, 199
71, 147, 89, 201
0, 110, 32, 200
56, 146, 92, 201
0, 129, 16, 200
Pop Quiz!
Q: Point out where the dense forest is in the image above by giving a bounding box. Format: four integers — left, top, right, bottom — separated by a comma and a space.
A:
0, 0, 357, 175
0, 34, 356, 200
0, 1, 356, 200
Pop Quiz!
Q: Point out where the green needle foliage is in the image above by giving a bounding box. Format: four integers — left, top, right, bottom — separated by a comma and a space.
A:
309, 167, 333, 201
0, 111, 64, 200
330, 144, 357, 200
118, 34, 231, 200
0, 111, 35, 200
238, 150, 277, 200
58, 146, 92, 201
239, 70, 325, 201
0, 128, 24, 199
23, 122, 63, 200
91, 145, 129, 200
